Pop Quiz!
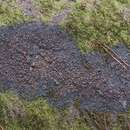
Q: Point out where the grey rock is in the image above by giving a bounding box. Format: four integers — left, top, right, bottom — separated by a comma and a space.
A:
0, 22, 130, 112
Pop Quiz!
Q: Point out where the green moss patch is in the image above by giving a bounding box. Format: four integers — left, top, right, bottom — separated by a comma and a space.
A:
1, 91, 130, 130
0, 92, 90, 130
34, 0, 74, 22
0, 0, 29, 26
63, 0, 130, 52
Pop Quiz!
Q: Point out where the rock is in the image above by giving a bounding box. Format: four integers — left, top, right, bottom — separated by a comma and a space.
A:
0, 22, 130, 112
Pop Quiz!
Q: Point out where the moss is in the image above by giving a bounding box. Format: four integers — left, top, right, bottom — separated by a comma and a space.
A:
1, 91, 130, 130
0, 92, 26, 129
33, 0, 74, 22
62, 0, 130, 52
25, 98, 59, 130
0, 0, 30, 26
0, 92, 91, 130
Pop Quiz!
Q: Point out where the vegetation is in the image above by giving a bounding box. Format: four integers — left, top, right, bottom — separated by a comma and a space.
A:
0, 92, 90, 130
63, 0, 130, 52
0, 0, 29, 26
0, 1, 130, 130
33, 0, 74, 22
1, 92, 130, 130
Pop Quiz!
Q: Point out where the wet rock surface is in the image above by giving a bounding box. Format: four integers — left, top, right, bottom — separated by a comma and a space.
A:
0, 22, 130, 112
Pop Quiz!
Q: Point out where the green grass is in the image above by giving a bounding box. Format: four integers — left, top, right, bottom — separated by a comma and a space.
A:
62, 0, 130, 52
0, 0, 30, 26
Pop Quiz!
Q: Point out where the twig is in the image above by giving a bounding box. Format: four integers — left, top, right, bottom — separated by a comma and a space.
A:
97, 43, 130, 70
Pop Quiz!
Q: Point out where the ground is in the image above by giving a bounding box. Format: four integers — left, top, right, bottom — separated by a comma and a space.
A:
0, 0, 130, 130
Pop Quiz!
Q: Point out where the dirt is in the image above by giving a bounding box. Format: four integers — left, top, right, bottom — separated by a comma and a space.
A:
0, 22, 130, 112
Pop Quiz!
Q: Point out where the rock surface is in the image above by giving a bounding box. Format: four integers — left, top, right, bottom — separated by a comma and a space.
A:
0, 22, 130, 112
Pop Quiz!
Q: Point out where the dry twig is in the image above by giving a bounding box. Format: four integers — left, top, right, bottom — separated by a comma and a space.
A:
97, 43, 130, 70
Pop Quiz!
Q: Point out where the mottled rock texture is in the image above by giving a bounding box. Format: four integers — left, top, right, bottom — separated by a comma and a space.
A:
0, 22, 130, 112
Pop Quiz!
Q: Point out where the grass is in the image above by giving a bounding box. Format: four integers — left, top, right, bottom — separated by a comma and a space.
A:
62, 0, 130, 53
0, 0, 30, 26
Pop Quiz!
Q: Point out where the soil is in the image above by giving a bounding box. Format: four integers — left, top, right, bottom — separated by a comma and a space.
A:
0, 22, 130, 112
